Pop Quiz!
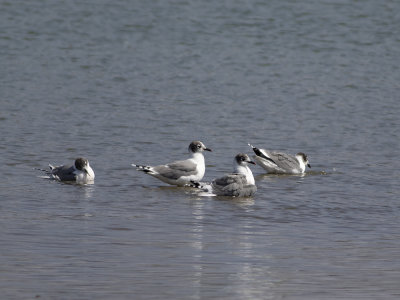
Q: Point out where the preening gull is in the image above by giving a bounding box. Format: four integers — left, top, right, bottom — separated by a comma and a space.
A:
45, 157, 95, 184
248, 144, 311, 174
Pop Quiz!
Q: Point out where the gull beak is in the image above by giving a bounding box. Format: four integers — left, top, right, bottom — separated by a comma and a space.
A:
248, 160, 256, 165
307, 163, 311, 168
204, 147, 212, 152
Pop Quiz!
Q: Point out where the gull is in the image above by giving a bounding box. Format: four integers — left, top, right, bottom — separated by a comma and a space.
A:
132, 141, 212, 186
45, 157, 95, 184
191, 153, 257, 197
248, 144, 311, 174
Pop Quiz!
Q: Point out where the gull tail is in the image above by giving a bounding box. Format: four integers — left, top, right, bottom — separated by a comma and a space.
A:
34, 166, 53, 179
131, 163, 153, 174
188, 180, 212, 191
34, 166, 52, 175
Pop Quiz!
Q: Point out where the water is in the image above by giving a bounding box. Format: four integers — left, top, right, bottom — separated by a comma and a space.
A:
1, 0, 399, 299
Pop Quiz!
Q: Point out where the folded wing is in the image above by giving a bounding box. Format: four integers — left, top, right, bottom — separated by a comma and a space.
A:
153, 159, 197, 180
212, 174, 256, 197
50, 165, 77, 181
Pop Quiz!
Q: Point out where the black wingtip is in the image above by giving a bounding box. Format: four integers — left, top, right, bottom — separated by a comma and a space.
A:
34, 167, 50, 174
132, 164, 152, 173
247, 143, 261, 156
253, 147, 263, 157
251, 147, 277, 165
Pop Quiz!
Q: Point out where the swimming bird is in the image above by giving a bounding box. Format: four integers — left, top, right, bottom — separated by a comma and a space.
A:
47, 157, 95, 184
191, 153, 257, 197
132, 141, 212, 186
248, 144, 311, 174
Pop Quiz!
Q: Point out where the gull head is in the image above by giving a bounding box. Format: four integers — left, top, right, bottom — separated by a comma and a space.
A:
188, 141, 212, 154
296, 152, 311, 168
235, 153, 256, 166
74, 158, 95, 177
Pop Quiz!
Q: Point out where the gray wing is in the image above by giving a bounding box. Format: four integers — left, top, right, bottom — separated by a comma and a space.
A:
212, 174, 251, 197
237, 184, 257, 197
51, 165, 77, 181
266, 151, 299, 171
153, 159, 197, 180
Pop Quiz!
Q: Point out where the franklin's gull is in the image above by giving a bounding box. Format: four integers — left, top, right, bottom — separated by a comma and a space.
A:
132, 141, 212, 186
248, 144, 311, 174
191, 153, 257, 197
46, 157, 95, 184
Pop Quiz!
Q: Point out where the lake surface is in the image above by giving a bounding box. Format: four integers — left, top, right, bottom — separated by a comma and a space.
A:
1, 0, 399, 299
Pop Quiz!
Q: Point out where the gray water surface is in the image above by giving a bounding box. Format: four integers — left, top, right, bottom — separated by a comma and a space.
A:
1, 0, 399, 299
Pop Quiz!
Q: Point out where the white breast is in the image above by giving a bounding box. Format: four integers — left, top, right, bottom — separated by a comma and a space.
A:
74, 165, 95, 184
191, 153, 205, 181
234, 165, 255, 185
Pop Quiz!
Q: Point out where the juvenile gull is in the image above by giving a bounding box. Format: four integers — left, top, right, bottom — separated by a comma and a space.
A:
248, 144, 311, 174
192, 153, 257, 197
46, 157, 95, 184
132, 141, 212, 186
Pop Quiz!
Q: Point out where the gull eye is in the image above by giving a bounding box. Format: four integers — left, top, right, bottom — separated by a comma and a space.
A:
197, 144, 201, 148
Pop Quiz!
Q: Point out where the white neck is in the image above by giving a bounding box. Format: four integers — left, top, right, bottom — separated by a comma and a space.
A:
189, 152, 205, 181
295, 155, 306, 172
234, 163, 255, 185
191, 152, 205, 162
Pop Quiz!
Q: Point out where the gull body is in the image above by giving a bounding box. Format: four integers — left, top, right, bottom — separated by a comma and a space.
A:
249, 144, 311, 174
193, 153, 257, 197
48, 158, 95, 184
132, 141, 212, 186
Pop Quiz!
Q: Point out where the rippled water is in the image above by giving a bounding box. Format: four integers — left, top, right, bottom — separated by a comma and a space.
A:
1, 0, 399, 299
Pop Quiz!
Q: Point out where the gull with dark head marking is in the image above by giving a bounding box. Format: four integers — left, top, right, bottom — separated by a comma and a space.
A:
248, 144, 311, 174
191, 153, 257, 197
132, 141, 212, 186
46, 157, 95, 184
